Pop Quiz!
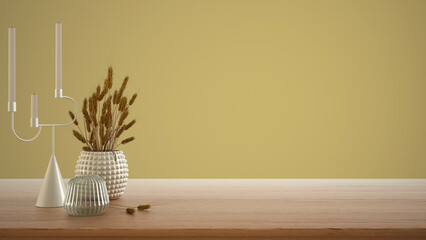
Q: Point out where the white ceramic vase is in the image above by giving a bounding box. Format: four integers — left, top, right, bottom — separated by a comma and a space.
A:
75, 151, 128, 199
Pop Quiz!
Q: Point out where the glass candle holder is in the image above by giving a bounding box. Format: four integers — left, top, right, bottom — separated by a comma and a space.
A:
64, 175, 109, 216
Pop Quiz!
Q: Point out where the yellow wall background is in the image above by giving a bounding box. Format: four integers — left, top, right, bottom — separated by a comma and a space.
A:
0, 0, 425, 178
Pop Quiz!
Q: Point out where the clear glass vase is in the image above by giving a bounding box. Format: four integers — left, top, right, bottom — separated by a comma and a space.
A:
64, 175, 109, 216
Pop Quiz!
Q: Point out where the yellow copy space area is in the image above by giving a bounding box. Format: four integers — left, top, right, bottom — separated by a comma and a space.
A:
0, 0, 425, 178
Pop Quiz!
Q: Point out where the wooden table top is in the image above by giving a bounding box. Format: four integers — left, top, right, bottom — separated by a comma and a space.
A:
0, 179, 425, 239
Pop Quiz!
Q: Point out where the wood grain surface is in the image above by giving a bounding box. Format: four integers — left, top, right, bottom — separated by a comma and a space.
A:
0, 179, 425, 239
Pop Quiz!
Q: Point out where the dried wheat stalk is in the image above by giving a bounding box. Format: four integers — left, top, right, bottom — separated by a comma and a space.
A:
70, 66, 137, 151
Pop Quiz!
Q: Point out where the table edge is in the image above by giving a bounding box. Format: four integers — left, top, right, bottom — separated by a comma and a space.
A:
1, 228, 426, 239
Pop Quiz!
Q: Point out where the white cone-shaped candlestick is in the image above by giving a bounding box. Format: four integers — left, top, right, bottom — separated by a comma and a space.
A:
36, 155, 66, 207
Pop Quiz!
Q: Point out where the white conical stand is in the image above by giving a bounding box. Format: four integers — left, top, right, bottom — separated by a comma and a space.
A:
36, 127, 66, 208
36, 154, 65, 207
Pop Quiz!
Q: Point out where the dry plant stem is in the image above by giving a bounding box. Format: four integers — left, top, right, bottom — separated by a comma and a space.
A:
110, 100, 128, 149
78, 125, 92, 150
82, 117, 92, 150
70, 112, 92, 150
72, 66, 137, 151
109, 103, 119, 149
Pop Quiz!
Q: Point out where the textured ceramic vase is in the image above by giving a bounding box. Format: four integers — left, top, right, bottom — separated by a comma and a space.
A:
75, 151, 128, 199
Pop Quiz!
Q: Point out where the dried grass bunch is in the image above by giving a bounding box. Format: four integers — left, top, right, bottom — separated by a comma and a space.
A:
70, 66, 137, 151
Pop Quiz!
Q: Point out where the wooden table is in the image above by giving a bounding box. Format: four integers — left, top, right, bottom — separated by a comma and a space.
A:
0, 179, 425, 239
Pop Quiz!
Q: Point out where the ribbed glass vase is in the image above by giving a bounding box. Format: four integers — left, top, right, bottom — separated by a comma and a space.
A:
64, 175, 109, 216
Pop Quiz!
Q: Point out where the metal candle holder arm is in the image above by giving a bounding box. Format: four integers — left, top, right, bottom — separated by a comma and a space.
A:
11, 96, 78, 141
